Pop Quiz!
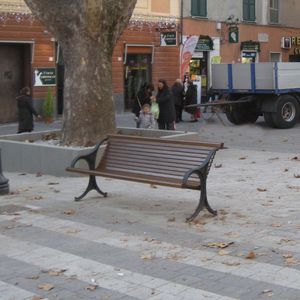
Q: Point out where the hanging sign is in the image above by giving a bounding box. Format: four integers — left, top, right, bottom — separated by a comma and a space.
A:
33, 68, 56, 87
195, 35, 214, 51
160, 32, 177, 46
229, 27, 239, 43
241, 41, 260, 52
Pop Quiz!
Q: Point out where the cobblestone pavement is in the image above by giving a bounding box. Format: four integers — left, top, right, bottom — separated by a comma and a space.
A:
0, 113, 300, 299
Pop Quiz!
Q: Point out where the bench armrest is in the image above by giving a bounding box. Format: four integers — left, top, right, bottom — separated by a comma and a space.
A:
69, 138, 108, 170
182, 150, 216, 187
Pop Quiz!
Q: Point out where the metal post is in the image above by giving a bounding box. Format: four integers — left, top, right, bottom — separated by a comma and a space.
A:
0, 148, 9, 195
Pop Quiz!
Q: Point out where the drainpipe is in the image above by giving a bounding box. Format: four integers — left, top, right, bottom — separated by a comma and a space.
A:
180, 0, 183, 45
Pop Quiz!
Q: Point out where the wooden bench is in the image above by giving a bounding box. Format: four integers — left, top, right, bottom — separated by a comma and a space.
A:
66, 134, 223, 222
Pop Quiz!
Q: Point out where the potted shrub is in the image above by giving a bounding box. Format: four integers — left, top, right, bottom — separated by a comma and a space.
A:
43, 87, 54, 123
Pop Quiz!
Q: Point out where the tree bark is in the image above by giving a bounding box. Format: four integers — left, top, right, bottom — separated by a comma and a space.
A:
24, 0, 137, 146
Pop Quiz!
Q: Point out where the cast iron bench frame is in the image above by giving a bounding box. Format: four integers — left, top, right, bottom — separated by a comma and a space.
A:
66, 134, 223, 222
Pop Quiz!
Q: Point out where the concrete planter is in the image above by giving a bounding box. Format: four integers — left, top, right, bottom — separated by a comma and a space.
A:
0, 128, 195, 177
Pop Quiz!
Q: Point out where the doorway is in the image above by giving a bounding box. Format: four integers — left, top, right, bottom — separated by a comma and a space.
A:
0, 43, 31, 123
124, 54, 152, 110
289, 55, 300, 62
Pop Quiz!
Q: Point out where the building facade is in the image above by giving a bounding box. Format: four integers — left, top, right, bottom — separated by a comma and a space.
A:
182, 0, 300, 101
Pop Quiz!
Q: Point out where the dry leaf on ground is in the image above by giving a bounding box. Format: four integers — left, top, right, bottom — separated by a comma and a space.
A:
30, 195, 43, 200
222, 261, 240, 266
291, 156, 300, 161
287, 185, 300, 190
268, 157, 279, 161
257, 188, 267, 192
239, 157, 247, 160
214, 163, 222, 168
285, 257, 298, 265
86, 284, 98, 291
38, 284, 54, 291
294, 174, 300, 178
140, 253, 155, 260
48, 182, 59, 185
63, 209, 76, 215
27, 275, 39, 280
218, 250, 230, 256
48, 269, 66, 276
271, 223, 282, 228
167, 217, 176, 222
150, 184, 157, 189
32, 296, 44, 300
245, 251, 256, 259
206, 242, 234, 249
66, 228, 81, 234
282, 253, 293, 259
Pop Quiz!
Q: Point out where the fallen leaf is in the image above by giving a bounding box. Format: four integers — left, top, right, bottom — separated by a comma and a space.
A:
282, 253, 293, 259
48, 182, 59, 185
150, 184, 157, 189
36, 172, 43, 177
32, 296, 44, 300
38, 284, 54, 291
257, 188, 267, 192
261, 290, 273, 297
285, 257, 298, 265
294, 174, 300, 178
48, 269, 66, 276
27, 275, 39, 280
268, 157, 279, 161
30, 195, 43, 200
167, 217, 176, 222
218, 250, 230, 256
222, 261, 240, 266
144, 237, 155, 242
245, 251, 256, 259
120, 237, 129, 242
291, 156, 300, 161
284, 168, 289, 172
287, 185, 300, 190
140, 253, 155, 260
86, 284, 98, 291
206, 242, 234, 249
214, 163, 222, 168
63, 209, 76, 215
239, 157, 247, 160
271, 223, 282, 228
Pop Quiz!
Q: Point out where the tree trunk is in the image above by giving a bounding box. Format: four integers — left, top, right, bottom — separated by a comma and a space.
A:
24, 0, 137, 146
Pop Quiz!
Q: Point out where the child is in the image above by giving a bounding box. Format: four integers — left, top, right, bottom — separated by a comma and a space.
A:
136, 104, 156, 129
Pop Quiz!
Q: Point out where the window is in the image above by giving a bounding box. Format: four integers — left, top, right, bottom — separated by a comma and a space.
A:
243, 0, 256, 22
191, 0, 207, 17
270, 52, 281, 62
269, 0, 279, 24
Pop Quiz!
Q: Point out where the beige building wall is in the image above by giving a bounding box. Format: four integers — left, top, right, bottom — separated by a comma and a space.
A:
134, 0, 180, 17
280, 0, 300, 28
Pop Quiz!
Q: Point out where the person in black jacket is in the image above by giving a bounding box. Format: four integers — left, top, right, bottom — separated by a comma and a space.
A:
151, 79, 176, 130
16, 87, 40, 133
171, 79, 184, 123
183, 81, 198, 122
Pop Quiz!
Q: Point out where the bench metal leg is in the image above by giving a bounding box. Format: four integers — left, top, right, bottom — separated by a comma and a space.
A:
186, 173, 217, 222
75, 175, 107, 201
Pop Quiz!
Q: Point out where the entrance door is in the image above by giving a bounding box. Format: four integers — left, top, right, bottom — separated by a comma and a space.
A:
124, 54, 151, 110
0, 44, 29, 123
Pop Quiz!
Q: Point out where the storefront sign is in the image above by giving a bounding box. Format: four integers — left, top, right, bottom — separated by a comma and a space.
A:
229, 27, 239, 43
33, 68, 56, 86
281, 36, 300, 54
160, 31, 177, 46
241, 41, 260, 52
195, 35, 214, 51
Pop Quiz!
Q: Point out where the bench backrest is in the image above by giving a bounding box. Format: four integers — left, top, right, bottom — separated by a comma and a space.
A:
97, 135, 222, 180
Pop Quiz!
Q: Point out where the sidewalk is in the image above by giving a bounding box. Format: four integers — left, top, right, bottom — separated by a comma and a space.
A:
0, 145, 300, 299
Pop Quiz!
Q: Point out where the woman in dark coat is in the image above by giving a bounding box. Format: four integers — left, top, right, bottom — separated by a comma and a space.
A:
184, 81, 198, 122
152, 79, 176, 130
171, 79, 184, 123
16, 87, 40, 133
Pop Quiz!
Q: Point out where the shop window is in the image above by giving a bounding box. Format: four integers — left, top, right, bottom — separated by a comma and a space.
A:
191, 0, 207, 17
269, 0, 279, 24
243, 0, 256, 22
270, 52, 281, 62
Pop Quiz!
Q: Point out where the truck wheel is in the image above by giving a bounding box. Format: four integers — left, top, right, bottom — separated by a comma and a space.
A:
272, 95, 300, 129
225, 106, 238, 124
263, 112, 276, 128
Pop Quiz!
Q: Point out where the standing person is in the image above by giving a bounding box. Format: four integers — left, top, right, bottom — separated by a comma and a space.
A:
184, 80, 198, 122
16, 87, 40, 133
136, 104, 155, 129
132, 82, 154, 118
171, 79, 184, 123
152, 79, 176, 130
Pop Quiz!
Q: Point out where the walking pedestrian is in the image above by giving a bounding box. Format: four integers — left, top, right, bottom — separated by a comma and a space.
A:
171, 79, 184, 123
132, 82, 154, 118
151, 79, 176, 130
183, 80, 198, 122
16, 87, 40, 133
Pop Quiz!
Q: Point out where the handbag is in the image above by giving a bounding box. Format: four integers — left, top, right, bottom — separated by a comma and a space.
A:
151, 102, 160, 120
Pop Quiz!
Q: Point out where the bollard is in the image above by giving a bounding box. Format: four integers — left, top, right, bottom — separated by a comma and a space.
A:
0, 148, 9, 195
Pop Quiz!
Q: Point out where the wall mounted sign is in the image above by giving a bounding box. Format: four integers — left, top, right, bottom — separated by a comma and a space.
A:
160, 31, 177, 46
241, 41, 260, 52
33, 68, 56, 86
195, 35, 214, 51
229, 27, 239, 43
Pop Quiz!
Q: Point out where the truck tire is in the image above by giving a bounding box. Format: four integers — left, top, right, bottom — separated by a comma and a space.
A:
263, 112, 276, 128
272, 95, 300, 129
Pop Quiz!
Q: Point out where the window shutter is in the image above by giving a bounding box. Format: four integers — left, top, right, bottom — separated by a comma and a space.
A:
191, 0, 207, 17
243, 0, 255, 21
